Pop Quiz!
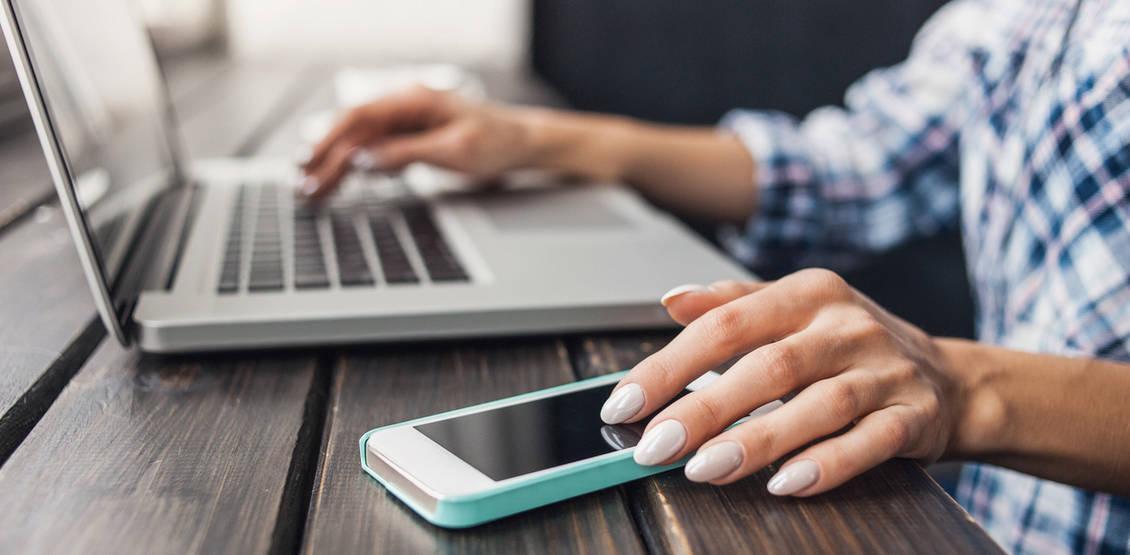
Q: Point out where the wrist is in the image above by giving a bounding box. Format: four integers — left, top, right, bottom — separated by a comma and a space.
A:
935, 337, 1009, 460
513, 107, 640, 181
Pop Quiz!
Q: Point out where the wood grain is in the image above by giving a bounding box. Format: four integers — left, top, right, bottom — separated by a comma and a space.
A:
0, 208, 101, 462
0, 60, 309, 460
0, 342, 319, 553
0, 61, 325, 553
301, 339, 645, 555
0, 57, 247, 459
570, 332, 1001, 554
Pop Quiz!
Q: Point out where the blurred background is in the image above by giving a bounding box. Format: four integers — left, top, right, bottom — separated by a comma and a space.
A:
5, 0, 947, 136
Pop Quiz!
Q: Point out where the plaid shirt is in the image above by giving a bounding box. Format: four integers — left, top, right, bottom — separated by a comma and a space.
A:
721, 0, 1130, 552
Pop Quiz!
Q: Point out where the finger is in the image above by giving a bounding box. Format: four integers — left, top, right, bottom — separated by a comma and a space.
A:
306, 87, 444, 174
304, 142, 357, 200
678, 368, 890, 478
767, 405, 919, 496
306, 107, 367, 173
602, 276, 827, 426
374, 126, 464, 171
662, 280, 770, 326
634, 327, 851, 466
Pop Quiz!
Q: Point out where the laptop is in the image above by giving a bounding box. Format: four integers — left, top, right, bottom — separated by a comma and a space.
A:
0, 0, 752, 352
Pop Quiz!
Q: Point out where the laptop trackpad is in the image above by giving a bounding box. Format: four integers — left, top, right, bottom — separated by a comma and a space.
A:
477, 189, 631, 231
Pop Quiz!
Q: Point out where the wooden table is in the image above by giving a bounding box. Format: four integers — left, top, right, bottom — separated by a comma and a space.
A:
0, 55, 1000, 554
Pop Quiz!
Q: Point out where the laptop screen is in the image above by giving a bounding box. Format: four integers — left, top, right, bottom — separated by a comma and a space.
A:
5, 0, 182, 333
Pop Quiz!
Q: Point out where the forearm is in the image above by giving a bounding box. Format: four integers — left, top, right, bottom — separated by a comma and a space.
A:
941, 338, 1130, 496
517, 107, 757, 224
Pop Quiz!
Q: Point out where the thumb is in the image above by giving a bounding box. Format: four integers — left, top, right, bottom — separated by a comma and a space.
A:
660, 280, 769, 326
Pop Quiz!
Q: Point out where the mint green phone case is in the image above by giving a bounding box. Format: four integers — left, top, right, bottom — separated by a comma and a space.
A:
359, 371, 686, 528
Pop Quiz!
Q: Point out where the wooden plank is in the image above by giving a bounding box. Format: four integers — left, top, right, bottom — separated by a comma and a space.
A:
301, 339, 645, 554
571, 333, 1001, 553
0, 133, 52, 230
0, 343, 319, 553
0, 62, 326, 553
0, 56, 240, 455
0, 208, 100, 462
0, 61, 306, 456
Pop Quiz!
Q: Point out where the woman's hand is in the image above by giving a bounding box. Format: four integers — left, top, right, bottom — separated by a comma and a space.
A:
301, 86, 535, 199
299, 88, 758, 223
601, 269, 965, 496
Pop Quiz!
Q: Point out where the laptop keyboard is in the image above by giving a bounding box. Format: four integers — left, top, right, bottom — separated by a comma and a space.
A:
218, 183, 468, 294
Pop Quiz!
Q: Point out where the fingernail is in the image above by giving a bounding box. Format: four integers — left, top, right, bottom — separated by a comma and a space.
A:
299, 176, 320, 196
660, 284, 708, 306
767, 459, 820, 496
634, 419, 686, 466
350, 149, 382, 172
600, 383, 645, 424
685, 441, 743, 482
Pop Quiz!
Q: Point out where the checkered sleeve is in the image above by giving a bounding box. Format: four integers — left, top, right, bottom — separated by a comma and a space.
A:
718, 0, 983, 270
1042, 60, 1130, 362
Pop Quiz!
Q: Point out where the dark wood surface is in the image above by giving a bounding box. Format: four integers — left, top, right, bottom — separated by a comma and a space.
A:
0, 56, 999, 554
302, 340, 644, 554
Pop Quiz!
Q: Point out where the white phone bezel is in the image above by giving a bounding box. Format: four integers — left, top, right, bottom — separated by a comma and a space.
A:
366, 371, 723, 499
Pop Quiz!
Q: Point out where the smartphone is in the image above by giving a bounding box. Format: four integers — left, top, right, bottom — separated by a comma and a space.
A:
360, 370, 720, 528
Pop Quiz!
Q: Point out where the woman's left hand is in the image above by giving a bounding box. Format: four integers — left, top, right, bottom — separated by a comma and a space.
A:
600, 268, 965, 496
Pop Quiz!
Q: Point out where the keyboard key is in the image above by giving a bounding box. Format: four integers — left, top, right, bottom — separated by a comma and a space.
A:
331, 214, 374, 286
401, 205, 468, 283
294, 272, 330, 289
217, 186, 246, 294
248, 274, 285, 291
368, 211, 419, 284
292, 204, 331, 290
248, 186, 284, 292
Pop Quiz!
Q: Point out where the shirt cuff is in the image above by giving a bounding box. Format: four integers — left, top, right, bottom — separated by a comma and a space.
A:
717, 109, 819, 269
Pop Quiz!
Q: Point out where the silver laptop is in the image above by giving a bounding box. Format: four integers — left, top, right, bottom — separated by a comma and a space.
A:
0, 0, 752, 352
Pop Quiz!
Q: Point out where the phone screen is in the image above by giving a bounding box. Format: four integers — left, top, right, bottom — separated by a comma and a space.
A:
415, 383, 687, 481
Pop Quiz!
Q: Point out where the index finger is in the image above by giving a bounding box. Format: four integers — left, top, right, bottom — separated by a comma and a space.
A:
662, 280, 769, 325
304, 107, 369, 174
600, 278, 814, 425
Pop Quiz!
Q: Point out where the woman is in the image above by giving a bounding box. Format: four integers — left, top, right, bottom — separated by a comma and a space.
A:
304, 0, 1130, 552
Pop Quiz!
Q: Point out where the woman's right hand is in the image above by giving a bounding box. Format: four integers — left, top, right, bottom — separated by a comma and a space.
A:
300, 86, 535, 199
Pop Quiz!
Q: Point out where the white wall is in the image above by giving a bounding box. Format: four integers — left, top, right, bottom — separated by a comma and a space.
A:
224, 0, 529, 71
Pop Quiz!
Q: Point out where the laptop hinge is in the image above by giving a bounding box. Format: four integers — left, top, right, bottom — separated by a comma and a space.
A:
114, 184, 199, 340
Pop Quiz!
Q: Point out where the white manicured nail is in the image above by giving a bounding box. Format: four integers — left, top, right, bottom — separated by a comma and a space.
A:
634, 419, 686, 466
685, 441, 743, 482
350, 149, 381, 171
767, 459, 820, 496
600, 383, 645, 424
660, 284, 708, 306
299, 176, 320, 196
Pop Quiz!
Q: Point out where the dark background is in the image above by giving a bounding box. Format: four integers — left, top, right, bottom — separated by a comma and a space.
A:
531, 0, 974, 339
